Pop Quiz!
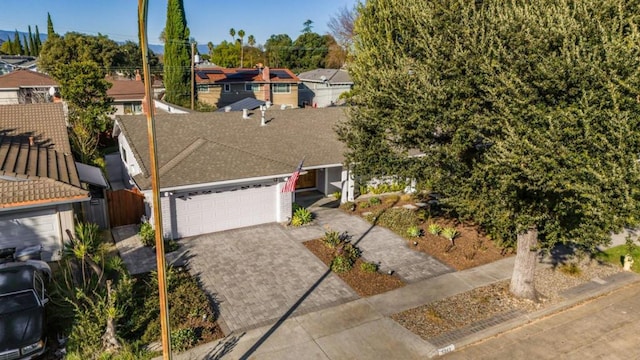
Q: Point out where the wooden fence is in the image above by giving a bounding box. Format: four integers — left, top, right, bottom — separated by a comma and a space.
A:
107, 189, 145, 227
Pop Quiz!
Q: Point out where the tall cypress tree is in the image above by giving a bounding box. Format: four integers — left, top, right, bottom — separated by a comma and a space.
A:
28, 26, 35, 56
47, 13, 55, 38
163, 0, 191, 106
13, 30, 22, 55
34, 26, 41, 55
22, 34, 30, 56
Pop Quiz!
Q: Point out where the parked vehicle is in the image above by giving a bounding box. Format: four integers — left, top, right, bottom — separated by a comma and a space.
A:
0, 247, 50, 359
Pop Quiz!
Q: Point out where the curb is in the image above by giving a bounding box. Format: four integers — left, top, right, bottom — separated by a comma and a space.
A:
427, 271, 640, 357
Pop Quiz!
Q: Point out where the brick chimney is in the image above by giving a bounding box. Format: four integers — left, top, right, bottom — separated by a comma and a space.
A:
135, 69, 141, 81
262, 66, 270, 82
262, 66, 271, 103
141, 95, 149, 115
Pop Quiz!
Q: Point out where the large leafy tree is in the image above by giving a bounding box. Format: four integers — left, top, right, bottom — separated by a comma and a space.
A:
164, 0, 191, 106
265, 34, 293, 68
39, 32, 120, 74
291, 32, 328, 72
338, 0, 640, 299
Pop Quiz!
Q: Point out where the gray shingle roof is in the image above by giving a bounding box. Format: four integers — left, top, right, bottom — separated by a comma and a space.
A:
116, 107, 348, 190
297, 69, 353, 85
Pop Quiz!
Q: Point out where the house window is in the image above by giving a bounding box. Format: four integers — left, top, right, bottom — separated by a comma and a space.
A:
273, 83, 291, 94
245, 83, 262, 92
224, 83, 231, 92
197, 84, 210, 93
123, 102, 142, 114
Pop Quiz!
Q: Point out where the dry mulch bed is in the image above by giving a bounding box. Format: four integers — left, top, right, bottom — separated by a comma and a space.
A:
345, 195, 511, 270
392, 257, 621, 340
303, 239, 405, 297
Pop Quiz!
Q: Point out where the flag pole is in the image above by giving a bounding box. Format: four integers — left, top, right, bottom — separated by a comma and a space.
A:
138, 1, 172, 358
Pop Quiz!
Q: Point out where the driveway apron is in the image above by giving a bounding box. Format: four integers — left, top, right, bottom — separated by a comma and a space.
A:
179, 206, 452, 334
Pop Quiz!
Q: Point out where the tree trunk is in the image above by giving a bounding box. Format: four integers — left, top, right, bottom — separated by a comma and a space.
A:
509, 227, 539, 300
102, 280, 121, 352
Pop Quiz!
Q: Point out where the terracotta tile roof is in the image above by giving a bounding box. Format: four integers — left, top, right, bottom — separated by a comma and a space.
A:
107, 79, 146, 101
0, 103, 88, 207
115, 107, 347, 190
195, 67, 299, 85
0, 103, 71, 153
0, 69, 58, 89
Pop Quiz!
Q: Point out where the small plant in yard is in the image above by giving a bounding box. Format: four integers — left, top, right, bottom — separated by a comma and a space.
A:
441, 227, 459, 243
361, 261, 378, 273
291, 207, 313, 226
322, 229, 342, 248
332, 190, 342, 200
428, 223, 442, 235
559, 262, 582, 276
384, 194, 400, 205
339, 243, 361, 263
407, 225, 422, 238
331, 255, 353, 273
171, 327, 198, 352
139, 221, 155, 247
368, 196, 382, 205
358, 201, 371, 209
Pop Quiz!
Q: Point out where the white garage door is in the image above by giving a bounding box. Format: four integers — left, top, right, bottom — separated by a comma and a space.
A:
172, 184, 277, 238
0, 209, 61, 261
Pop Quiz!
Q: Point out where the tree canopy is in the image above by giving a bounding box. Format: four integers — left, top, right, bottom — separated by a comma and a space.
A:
338, 0, 640, 299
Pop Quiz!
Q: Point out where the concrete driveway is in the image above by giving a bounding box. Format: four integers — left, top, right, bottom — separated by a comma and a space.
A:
177, 205, 453, 334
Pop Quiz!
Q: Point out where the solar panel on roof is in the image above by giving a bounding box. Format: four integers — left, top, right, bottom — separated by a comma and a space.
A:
271, 70, 292, 79
204, 69, 223, 74
196, 71, 208, 79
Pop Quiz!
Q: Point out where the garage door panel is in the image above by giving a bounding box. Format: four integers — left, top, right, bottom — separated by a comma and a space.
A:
0, 209, 61, 261
173, 185, 277, 238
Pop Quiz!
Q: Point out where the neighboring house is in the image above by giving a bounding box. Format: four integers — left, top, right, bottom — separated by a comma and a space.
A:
298, 69, 353, 108
195, 65, 299, 110
0, 103, 90, 261
113, 107, 354, 239
0, 55, 38, 75
0, 69, 60, 105
107, 73, 146, 116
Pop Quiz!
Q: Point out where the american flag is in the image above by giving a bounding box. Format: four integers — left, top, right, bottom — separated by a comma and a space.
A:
282, 159, 304, 193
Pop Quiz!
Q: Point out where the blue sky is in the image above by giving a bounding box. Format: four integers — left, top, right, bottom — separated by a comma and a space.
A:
0, 0, 358, 45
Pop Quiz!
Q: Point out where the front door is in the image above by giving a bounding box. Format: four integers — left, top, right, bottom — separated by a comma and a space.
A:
296, 169, 317, 189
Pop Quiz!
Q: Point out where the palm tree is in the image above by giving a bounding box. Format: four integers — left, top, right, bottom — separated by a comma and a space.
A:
207, 41, 214, 60
229, 28, 236, 41
247, 35, 256, 67
238, 29, 245, 67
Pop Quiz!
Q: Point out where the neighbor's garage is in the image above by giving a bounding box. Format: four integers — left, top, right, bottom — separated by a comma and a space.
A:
168, 183, 278, 238
0, 209, 61, 260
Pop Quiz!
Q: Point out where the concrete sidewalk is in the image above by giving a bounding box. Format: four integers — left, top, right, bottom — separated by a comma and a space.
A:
155, 255, 639, 360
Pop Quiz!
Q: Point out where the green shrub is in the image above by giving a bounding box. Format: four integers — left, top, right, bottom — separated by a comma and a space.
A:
292, 203, 303, 213
375, 208, 419, 234
407, 225, 422, 238
332, 191, 342, 199
322, 230, 342, 248
360, 262, 378, 273
331, 255, 353, 273
171, 327, 198, 352
559, 262, 582, 276
164, 238, 179, 253
428, 223, 442, 235
359, 185, 369, 195
441, 227, 459, 242
291, 207, 313, 226
358, 201, 371, 209
139, 222, 155, 247
368, 196, 382, 205
384, 194, 400, 205
339, 243, 361, 263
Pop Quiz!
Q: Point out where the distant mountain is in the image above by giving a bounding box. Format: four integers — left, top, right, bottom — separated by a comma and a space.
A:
0, 29, 47, 45
0, 29, 212, 56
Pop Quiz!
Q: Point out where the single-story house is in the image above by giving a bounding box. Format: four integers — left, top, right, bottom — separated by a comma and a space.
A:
107, 73, 146, 116
113, 107, 355, 239
195, 64, 300, 110
0, 55, 38, 75
0, 69, 60, 105
298, 69, 353, 108
0, 103, 90, 260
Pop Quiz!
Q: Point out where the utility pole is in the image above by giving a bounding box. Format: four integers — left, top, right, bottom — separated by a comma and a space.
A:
191, 41, 195, 110
138, 0, 172, 358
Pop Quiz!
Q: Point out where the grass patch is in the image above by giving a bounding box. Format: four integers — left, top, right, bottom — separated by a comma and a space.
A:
596, 245, 640, 273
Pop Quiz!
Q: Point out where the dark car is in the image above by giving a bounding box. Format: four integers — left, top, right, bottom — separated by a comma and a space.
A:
0, 250, 50, 360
